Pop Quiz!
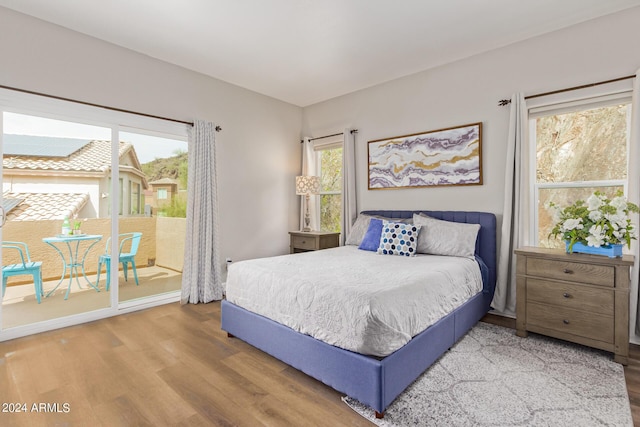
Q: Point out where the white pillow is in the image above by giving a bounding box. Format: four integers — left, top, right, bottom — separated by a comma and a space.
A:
345, 214, 376, 245
345, 214, 413, 246
412, 213, 480, 258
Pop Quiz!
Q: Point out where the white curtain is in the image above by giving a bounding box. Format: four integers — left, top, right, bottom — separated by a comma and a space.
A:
629, 70, 640, 335
341, 128, 357, 245
181, 120, 223, 304
492, 93, 530, 315
300, 137, 320, 231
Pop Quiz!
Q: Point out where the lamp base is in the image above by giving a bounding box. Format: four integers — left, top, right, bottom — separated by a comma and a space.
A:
303, 204, 312, 233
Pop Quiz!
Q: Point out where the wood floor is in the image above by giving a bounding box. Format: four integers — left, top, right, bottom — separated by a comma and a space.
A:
0, 301, 372, 426
0, 304, 638, 426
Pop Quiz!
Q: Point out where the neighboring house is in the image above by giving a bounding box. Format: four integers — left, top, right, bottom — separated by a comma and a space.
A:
2, 135, 148, 220
147, 177, 178, 210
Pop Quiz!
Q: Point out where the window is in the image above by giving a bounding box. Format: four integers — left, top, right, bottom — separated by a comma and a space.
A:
316, 144, 343, 233
106, 177, 124, 216
119, 178, 124, 216
130, 182, 141, 215
532, 95, 631, 248
157, 188, 168, 200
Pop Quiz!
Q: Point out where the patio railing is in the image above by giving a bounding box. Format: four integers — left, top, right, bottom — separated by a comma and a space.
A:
2, 216, 184, 285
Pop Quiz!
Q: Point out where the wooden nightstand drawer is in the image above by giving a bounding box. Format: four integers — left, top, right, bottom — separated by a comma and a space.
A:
291, 235, 316, 251
527, 302, 614, 344
526, 279, 614, 315
515, 246, 634, 364
289, 231, 340, 253
526, 257, 614, 287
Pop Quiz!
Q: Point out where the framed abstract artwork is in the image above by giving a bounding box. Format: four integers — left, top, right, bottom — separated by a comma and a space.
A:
368, 122, 482, 189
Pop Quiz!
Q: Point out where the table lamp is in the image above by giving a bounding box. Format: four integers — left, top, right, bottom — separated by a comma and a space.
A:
296, 175, 320, 232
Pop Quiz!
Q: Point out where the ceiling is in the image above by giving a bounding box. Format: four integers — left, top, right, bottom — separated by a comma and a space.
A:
2, 0, 640, 107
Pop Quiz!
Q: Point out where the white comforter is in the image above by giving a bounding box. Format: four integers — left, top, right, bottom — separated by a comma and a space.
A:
225, 246, 483, 357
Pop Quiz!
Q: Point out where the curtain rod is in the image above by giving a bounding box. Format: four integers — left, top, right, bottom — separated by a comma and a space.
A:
0, 83, 222, 132
498, 74, 636, 106
300, 129, 358, 143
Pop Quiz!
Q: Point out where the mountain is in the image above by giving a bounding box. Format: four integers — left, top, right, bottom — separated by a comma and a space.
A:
141, 151, 188, 189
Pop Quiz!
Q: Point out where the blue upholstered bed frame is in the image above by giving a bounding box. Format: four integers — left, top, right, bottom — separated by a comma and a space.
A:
221, 211, 497, 417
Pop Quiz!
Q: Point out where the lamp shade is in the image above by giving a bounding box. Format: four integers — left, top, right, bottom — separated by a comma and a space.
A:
295, 175, 320, 195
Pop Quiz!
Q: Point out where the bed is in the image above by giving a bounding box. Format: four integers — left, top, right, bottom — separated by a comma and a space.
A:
221, 210, 497, 418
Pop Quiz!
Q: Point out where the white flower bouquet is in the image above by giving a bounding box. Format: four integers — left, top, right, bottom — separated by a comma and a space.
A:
549, 191, 639, 252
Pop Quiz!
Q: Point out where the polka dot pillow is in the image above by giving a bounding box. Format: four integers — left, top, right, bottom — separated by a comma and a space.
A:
377, 221, 421, 257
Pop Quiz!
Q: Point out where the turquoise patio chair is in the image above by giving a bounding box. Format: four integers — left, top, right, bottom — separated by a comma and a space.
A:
2, 241, 43, 304
96, 232, 142, 291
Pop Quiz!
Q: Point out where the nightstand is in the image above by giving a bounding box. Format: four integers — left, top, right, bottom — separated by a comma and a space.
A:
515, 246, 634, 364
289, 231, 340, 254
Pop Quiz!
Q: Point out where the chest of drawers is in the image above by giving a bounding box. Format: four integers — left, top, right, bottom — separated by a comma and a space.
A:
515, 246, 634, 364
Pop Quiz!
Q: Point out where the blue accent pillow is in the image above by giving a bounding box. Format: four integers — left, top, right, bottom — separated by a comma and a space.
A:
377, 221, 421, 257
358, 218, 384, 251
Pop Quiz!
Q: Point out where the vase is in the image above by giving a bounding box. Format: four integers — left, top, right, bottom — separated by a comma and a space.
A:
565, 241, 623, 258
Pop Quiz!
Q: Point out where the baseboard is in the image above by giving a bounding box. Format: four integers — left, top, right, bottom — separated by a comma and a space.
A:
481, 312, 516, 329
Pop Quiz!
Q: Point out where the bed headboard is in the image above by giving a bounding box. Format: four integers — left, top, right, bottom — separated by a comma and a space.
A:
360, 210, 497, 298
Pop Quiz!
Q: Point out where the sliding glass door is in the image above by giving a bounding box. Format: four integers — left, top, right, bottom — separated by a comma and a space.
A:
116, 130, 187, 304
0, 92, 188, 339
1, 112, 113, 329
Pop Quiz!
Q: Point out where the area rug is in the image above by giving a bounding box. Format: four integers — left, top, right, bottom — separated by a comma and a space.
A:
343, 322, 632, 426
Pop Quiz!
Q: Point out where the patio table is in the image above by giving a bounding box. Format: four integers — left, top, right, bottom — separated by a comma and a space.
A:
42, 234, 103, 300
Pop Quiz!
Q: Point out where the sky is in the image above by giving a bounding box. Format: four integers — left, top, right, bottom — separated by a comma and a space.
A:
3, 112, 187, 163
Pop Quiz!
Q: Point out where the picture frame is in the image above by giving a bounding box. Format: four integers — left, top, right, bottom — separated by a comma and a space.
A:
368, 122, 482, 190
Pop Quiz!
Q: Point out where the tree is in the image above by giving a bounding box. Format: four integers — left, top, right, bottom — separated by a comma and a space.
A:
536, 104, 629, 247
319, 147, 342, 233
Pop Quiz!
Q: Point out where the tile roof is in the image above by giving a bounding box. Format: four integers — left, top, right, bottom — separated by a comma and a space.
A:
3, 140, 132, 174
3, 192, 89, 221
149, 178, 178, 185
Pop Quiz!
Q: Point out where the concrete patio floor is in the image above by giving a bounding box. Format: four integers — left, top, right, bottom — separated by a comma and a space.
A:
1, 265, 181, 329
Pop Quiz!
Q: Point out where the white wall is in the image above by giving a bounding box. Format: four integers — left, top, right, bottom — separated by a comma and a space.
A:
302, 7, 640, 217
302, 7, 640, 338
0, 7, 302, 265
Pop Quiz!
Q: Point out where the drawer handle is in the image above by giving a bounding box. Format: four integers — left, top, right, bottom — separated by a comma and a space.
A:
563, 293, 571, 298
563, 319, 570, 325
301, 240, 306, 244
563, 268, 573, 274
